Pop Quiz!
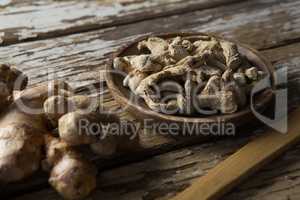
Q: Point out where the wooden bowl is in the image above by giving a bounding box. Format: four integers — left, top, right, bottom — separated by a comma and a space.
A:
106, 32, 275, 133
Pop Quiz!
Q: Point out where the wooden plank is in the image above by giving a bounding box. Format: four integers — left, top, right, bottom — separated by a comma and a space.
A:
7, 38, 300, 200
0, 0, 298, 89
16, 144, 300, 200
170, 107, 300, 200
0, 0, 240, 45
18, 141, 300, 200
1, 0, 300, 197
0, 1, 299, 194
14, 138, 249, 200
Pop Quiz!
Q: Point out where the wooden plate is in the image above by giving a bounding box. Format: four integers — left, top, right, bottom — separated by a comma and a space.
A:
106, 32, 275, 132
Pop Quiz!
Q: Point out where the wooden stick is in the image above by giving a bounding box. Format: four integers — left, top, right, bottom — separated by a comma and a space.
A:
170, 108, 300, 200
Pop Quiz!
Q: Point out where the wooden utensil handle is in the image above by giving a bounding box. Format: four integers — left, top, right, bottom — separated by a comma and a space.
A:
170, 108, 300, 200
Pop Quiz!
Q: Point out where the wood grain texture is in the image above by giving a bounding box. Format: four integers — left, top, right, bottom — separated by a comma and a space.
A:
10, 137, 251, 200
0, 0, 298, 89
1, 0, 300, 199
0, 0, 239, 45
15, 137, 300, 200
0, 1, 299, 196
9, 38, 300, 200
171, 107, 300, 200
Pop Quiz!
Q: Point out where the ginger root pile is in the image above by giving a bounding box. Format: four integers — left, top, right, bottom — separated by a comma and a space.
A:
0, 64, 139, 200
114, 35, 266, 115
43, 94, 139, 156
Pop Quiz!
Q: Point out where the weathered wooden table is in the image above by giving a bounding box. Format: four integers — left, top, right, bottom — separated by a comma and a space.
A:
1, 0, 300, 199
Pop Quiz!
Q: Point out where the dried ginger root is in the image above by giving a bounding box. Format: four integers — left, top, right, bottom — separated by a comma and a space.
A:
123, 69, 148, 93
197, 91, 238, 114
169, 37, 190, 61
135, 56, 204, 112
193, 38, 226, 71
130, 54, 163, 72
114, 56, 152, 92
194, 74, 238, 114
138, 37, 169, 56
115, 35, 267, 115
220, 40, 241, 70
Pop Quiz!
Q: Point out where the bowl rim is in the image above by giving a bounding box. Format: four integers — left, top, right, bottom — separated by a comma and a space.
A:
106, 32, 275, 124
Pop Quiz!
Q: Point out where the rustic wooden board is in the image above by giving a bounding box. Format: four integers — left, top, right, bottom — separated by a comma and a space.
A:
0, 0, 239, 45
170, 107, 300, 200
8, 39, 300, 200
0, 0, 297, 173
14, 98, 300, 200
0, 1, 299, 195
14, 138, 249, 200
17, 143, 300, 200
0, 0, 298, 89
1, 0, 300, 199
27, 143, 300, 200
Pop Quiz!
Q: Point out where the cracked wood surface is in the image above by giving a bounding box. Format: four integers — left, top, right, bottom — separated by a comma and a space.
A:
10, 40, 300, 200
0, 0, 239, 45
1, 0, 300, 199
16, 140, 300, 200
0, 0, 298, 88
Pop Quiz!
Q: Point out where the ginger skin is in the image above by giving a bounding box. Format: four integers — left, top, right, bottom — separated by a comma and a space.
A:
0, 79, 99, 200
44, 135, 97, 200
44, 93, 140, 157
43, 95, 94, 128
0, 64, 27, 111
0, 64, 140, 199
0, 80, 68, 183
